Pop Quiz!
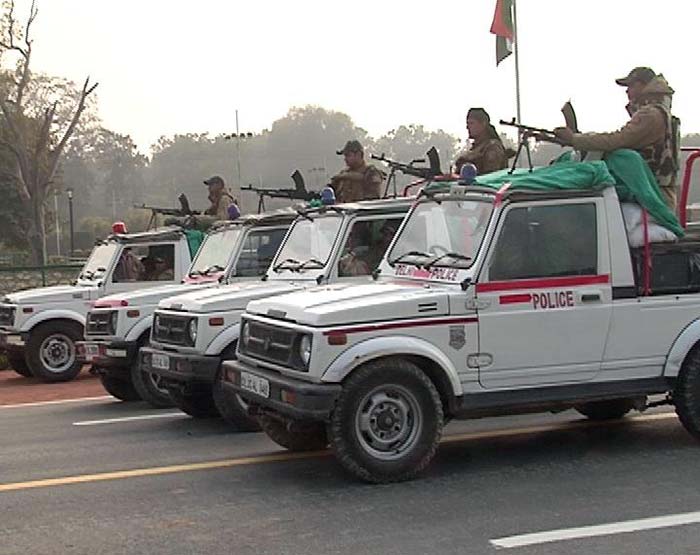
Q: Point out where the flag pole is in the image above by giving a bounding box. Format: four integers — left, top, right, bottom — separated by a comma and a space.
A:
512, 0, 522, 124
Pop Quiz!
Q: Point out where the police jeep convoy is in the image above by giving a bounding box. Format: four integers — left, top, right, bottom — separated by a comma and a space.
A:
222, 158, 700, 483
78, 212, 295, 405
0, 224, 200, 382
140, 198, 410, 430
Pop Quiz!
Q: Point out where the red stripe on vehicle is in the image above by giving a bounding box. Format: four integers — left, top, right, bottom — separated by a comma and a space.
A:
499, 293, 532, 305
476, 274, 609, 293
323, 317, 478, 336
494, 182, 511, 206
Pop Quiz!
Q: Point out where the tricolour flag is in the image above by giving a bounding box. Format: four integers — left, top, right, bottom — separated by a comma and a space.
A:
490, 0, 514, 66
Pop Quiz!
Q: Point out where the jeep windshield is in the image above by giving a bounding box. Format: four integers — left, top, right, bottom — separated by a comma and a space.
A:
188, 227, 242, 276
79, 242, 120, 280
272, 214, 341, 272
388, 199, 493, 269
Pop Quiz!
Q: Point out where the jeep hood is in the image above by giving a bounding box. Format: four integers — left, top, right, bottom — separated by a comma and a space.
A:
247, 281, 451, 327
3, 284, 98, 305
157, 281, 306, 313
98, 282, 216, 307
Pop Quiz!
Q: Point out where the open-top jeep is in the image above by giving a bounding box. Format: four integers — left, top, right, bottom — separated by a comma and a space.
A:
141, 199, 410, 430
0, 225, 199, 382
224, 158, 700, 482
78, 212, 295, 404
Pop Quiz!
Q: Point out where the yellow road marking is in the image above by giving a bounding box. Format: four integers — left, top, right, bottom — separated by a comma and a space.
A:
0, 451, 330, 493
0, 412, 679, 493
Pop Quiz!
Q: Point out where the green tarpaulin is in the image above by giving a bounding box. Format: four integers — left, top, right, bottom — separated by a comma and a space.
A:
184, 229, 205, 258
474, 149, 683, 237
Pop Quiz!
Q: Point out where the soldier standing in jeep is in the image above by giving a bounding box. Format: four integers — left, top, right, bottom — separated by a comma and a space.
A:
330, 140, 384, 202
554, 68, 680, 210
454, 107, 513, 175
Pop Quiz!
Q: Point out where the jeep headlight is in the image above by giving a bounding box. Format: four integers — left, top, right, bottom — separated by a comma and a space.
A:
188, 318, 198, 345
299, 334, 312, 367
240, 320, 250, 349
110, 311, 118, 334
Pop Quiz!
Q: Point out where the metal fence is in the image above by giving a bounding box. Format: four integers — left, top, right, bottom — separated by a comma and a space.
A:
0, 264, 85, 296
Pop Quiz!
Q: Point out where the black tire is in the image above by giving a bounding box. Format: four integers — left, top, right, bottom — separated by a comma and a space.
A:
7, 353, 32, 377
131, 361, 174, 408
575, 399, 635, 421
25, 321, 83, 382
259, 415, 328, 452
168, 386, 219, 418
99, 374, 141, 402
675, 347, 700, 440
328, 358, 444, 483
211, 344, 260, 432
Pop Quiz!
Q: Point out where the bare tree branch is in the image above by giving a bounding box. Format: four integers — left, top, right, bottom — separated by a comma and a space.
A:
0, 1, 28, 57
25, 0, 38, 50
46, 78, 98, 181
34, 100, 55, 163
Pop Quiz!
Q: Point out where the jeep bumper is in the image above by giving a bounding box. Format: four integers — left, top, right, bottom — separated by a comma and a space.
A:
77, 340, 138, 370
221, 359, 341, 422
140, 346, 220, 385
0, 330, 26, 353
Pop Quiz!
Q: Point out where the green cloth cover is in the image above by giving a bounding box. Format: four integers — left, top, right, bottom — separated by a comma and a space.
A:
184, 229, 205, 258
474, 149, 683, 237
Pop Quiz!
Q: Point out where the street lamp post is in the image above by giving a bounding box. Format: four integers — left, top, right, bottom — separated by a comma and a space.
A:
53, 190, 61, 257
66, 188, 74, 256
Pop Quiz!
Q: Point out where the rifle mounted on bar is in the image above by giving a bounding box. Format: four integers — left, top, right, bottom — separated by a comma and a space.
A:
242, 170, 317, 212
134, 193, 199, 229
371, 147, 443, 197
499, 118, 564, 144
500, 102, 582, 174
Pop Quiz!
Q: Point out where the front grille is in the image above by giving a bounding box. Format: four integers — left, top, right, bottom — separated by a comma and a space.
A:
153, 313, 192, 346
0, 306, 15, 327
240, 318, 306, 370
86, 311, 115, 335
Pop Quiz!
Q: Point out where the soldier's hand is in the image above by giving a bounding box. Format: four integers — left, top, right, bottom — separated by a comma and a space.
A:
553, 127, 574, 146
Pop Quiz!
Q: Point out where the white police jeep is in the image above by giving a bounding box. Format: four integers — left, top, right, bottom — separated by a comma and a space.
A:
224, 179, 700, 482
141, 199, 410, 430
0, 226, 196, 382
78, 212, 294, 404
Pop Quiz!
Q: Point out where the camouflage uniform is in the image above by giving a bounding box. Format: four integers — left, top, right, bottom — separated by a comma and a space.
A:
570, 76, 679, 209
205, 191, 235, 220
331, 162, 384, 203
454, 138, 509, 175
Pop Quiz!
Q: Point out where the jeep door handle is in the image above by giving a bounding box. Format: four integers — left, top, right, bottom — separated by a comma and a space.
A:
580, 293, 601, 303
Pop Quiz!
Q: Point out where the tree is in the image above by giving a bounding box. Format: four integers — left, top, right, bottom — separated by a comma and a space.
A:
0, 0, 98, 263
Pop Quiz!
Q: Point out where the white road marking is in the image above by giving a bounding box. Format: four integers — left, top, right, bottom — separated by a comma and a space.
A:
490, 510, 700, 549
73, 412, 187, 426
0, 396, 112, 410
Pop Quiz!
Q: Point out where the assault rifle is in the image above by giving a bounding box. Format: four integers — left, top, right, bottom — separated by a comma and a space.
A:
242, 170, 317, 212
371, 147, 443, 197
134, 193, 199, 229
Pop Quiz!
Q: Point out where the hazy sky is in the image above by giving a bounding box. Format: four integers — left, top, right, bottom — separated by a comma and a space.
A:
8, 0, 700, 154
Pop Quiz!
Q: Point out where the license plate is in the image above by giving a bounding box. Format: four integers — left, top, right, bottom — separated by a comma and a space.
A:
240, 371, 270, 398
4, 335, 23, 346
151, 353, 170, 371
84, 344, 100, 362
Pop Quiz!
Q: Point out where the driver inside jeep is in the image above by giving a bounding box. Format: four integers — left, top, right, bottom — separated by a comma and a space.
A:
338, 223, 371, 277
